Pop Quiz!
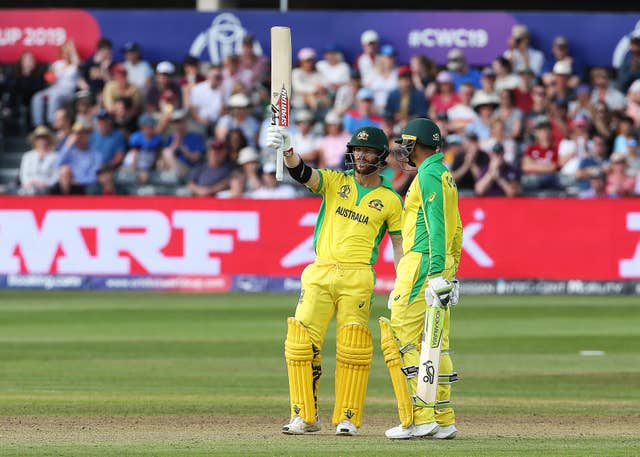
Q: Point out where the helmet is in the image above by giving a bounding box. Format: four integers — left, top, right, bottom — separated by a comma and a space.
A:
394, 118, 442, 168
345, 126, 389, 174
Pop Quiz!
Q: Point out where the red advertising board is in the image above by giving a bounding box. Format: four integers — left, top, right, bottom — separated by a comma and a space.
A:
0, 196, 638, 280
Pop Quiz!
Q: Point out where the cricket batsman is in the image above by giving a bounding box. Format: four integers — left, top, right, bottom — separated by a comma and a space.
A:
380, 118, 463, 439
266, 124, 404, 436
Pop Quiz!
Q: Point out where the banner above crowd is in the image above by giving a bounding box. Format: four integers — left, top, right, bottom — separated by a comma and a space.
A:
0, 9, 639, 70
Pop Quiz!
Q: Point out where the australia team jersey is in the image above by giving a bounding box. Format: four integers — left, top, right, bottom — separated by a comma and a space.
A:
310, 169, 403, 265
402, 152, 463, 278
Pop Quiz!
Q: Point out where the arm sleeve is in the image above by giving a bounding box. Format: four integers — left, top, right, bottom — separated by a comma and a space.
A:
386, 192, 404, 234
311, 168, 334, 195
418, 170, 445, 276
451, 211, 463, 276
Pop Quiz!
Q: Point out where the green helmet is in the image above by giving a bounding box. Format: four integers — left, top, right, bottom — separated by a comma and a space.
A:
398, 118, 442, 149
345, 126, 390, 173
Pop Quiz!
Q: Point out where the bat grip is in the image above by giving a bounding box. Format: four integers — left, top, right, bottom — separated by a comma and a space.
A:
276, 148, 284, 182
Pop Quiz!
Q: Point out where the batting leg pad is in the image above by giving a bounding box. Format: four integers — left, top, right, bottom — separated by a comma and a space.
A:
332, 323, 373, 428
379, 317, 413, 428
284, 317, 316, 424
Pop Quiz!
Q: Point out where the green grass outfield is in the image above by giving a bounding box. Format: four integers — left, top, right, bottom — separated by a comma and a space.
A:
0, 291, 639, 456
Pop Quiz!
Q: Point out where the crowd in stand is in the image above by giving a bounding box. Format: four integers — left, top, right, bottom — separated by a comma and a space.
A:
1, 23, 640, 198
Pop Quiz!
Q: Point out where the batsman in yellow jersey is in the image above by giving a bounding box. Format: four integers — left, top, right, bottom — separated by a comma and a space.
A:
380, 118, 463, 440
267, 124, 404, 436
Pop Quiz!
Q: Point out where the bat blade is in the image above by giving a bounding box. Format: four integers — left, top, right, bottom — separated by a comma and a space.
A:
270, 26, 292, 182
415, 306, 445, 407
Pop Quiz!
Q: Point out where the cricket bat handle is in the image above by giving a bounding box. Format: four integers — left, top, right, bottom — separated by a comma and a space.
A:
276, 148, 284, 181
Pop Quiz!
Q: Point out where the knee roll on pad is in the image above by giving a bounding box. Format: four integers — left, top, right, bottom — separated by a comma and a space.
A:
379, 317, 414, 428
332, 323, 373, 428
284, 317, 316, 423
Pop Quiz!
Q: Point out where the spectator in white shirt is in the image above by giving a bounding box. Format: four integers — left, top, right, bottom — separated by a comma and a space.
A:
292, 47, 324, 109
356, 30, 380, 85
367, 44, 399, 115
291, 109, 320, 166
190, 65, 225, 125
316, 111, 351, 169
19, 126, 59, 195
122, 42, 153, 93
503, 24, 545, 76
334, 69, 362, 116
316, 46, 350, 94
215, 93, 260, 147
589, 66, 626, 112
221, 53, 253, 99
249, 161, 297, 199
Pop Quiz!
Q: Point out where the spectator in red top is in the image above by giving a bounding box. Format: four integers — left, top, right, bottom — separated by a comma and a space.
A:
522, 115, 560, 191
428, 71, 460, 120
606, 152, 636, 196
513, 67, 536, 113
239, 34, 267, 86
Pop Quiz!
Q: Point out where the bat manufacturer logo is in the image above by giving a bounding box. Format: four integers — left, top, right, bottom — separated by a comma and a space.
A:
430, 311, 442, 347
271, 86, 289, 127
293, 404, 300, 414
338, 185, 351, 199
422, 360, 436, 385
345, 409, 354, 419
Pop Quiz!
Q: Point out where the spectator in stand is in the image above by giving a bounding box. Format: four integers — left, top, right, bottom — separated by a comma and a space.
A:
225, 128, 248, 164
409, 53, 437, 97
121, 113, 162, 184
215, 93, 260, 147
575, 134, 610, 195
19, 125, 59, 195
466, 91, 500, 142
155, 89, 181, 135
48, 163, 85, 195
513, 67, 536, 113
72, 90, 96, 126
291, 109, 320, 166
292, 47, 323, 110
179, 56, 205, 110
307, 84, 333, 123
52, 107, 73, 150
78, 37, 113, 99
428, 71, 460, 120
447, 48, 481, 90
146, 61, 182, 113
616, 29, 640, 93
187, 139, 234, 197
343, 87, 382, 133
356, 30, 380, 85
522, 83, 549, 142
366, 44, 399, 114
568, 84, 593, 121
31, 41, 79, 126
503, 24, 545, 76
579, 170, 608, 198
190, 65, 225, 127
558, 116, 592, 188
548, 100, 570, 149
447, 82, 478, 134
591, 101, 616, 145
495, 89, 524, 142
522, 116, 560, 191
102, 64, 143, 115
484, 117, 519, 167
237, 146, 262, 193
316, 111, 350, 169
476, 67, 498, 98
442, 133, 463, 168
474, 142, 521, 197
216, 169, 247, 199
606, 152, 636, 196
221, 53, 253, 99
590, 66, 626, 112
612, 115, 639, 165
333, 69, 361, 116
122, 42, 153, 93
248, 161, 298, 198
626, 80, 640, 128
112, 97, 138, 138
239, 34, 267, 86
90, 109, 127, 167
542, 36, 583, 86
547, 61, 576, 107
384, 65, 428, 124
493, 57, 519, 93
87, 164, 127, 195
317, 45, 350, 94
5, 51, 46, 126
451, 132, 489, 193
57, 121, 102, 187
159, 109, 205, 180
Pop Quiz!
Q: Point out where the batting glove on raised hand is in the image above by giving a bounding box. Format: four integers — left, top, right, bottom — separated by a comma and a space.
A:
450, 279, 460, 306
425, 276, 453, 308
266, 125, 292, 152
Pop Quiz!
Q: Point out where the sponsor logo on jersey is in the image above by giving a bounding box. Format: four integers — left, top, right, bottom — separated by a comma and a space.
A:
335, 206, 369, 225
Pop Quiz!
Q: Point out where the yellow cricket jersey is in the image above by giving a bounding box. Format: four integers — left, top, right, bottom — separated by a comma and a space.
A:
310, 169, 403, 264
402, 152, 463, 280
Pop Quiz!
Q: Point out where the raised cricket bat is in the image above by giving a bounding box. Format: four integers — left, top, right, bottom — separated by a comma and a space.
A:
270, 26, 292, 182
415, 306, 445, 407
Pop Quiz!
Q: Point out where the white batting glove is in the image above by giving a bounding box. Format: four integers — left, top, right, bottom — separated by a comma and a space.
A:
425, 276, 453, 308
450, 279, 460, 306
266, 125, 292, 152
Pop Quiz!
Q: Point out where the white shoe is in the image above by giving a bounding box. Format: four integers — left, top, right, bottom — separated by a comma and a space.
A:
282, 416, 321, 435
385, 421, 439, 439
385, 424, 414, 439
335, 420, 358, 436
412, 422, 440, 437
427, 424, 457, 439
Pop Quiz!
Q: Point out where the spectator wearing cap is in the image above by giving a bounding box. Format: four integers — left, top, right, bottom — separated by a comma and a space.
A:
180, 56, 205, 109
121, 113, 163, 184
589, 67, 626, 112
626, 80, 640, 128
356, 30, 380, 85
606, 152, 636, 196
333, 69, 362, 116
102, 63, 143, 115
316, 111, 350, 169
447, 82, 478, 134
158, 109, 205, 179
292, 47, 323, 110
122, 42, 153, 93
343, 87, 383, 134
384, 65, 428, 123
495, 89, 524, 141
249, 161, 298, 199
90, 110, 127, 167
73, 90, 96, 126
474, 142, 521, 197
190, 65, 225, 126
316, 45, 350, 93
543, 36, 584, 85
492, 57, 519, 93
409, 54, 438, 96
239, 34, 267, 86
236, 146, 262, 192
429, 71, 460, 120
78, 37, 113, 98
366, 44, 399, 114
521, 116, 560, 191
19, 126, 59, 195
146, 61, 182, 113
466, 91, 500, 142
221, 53, 253, 100
215, 93, 260, 147
57, 121, 102, 187
291, 109, 321, 166
616, 30, 640, 93
446, 48, 481, 91
548, 61, 576, 107
187, 139, 234, 197
503, 24, 545, 76
87, 164, 127, 195
451, 132, 490, 193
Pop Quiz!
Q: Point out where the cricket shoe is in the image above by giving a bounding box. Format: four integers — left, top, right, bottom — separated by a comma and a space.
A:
335, 420, 358, 436
385, 421, 439, 439
282, 416, 321, 435
426, 424, 457, 439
